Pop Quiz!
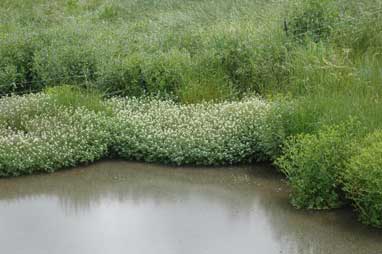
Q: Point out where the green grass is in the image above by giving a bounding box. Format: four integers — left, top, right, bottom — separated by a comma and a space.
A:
0, 0, 287, 101
44, 85, 112, 113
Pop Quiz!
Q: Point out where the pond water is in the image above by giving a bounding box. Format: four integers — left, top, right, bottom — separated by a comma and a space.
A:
0, 161, 381, 254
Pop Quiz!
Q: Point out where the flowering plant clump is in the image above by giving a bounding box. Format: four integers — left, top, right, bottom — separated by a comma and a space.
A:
0, 93, 53, 131
0, 92, 271, 175
0, 94, 112, 176
109, 97, 270, 165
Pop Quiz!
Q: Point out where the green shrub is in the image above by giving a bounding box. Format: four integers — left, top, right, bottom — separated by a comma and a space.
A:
343, 131, 382, 227
96, 53, 146, 97
250, 32, 289, 94
33, 35, 97, 87
0, 33, 41, 93
258, 97, 298, 161
211, 28, 288, 94
178, 49, 236, 104
0, 65, 19, 94
276, 122, 358, 209
258, 94, 337, 161
97, 49, 192, 98
287, 0, 339, 43
214, 36, 257, 93
140, 49, 191, 96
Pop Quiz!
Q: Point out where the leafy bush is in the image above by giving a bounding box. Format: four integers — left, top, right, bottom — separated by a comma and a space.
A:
258, 94, 337, 161
0, 65, 18, 94
96, 49, 192, 98
140, 49, 191, 96
0, 33, 41, 93
212, 28, 288, 94
1, 0, 382, 229
258, 98, 298, 161
178, 49, 235, 103
276, 122, 358, 209
96, 53, 146, 97
342, 131, 382, 227
33, 34, 97, 87
214, 36, 257, 93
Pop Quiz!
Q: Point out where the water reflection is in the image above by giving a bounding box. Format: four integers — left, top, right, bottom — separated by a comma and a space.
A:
0, 161, 381, 254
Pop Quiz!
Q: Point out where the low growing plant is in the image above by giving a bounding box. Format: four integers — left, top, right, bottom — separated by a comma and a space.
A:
0, 92, 272, 175
109, 97, 270, 165
0, 93, 112, 176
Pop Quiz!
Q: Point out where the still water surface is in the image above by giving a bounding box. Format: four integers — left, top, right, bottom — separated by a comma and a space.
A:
0, 161, 381, 254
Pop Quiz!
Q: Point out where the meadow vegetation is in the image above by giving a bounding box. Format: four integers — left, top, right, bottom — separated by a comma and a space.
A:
0, 0, 382, 227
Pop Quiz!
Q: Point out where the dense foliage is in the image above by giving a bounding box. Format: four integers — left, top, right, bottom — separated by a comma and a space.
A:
1, 0, 377, 101
0, 91, 271, 175
110, 97, 269, 165
343, 131, 382, 228
0, 93, 111, 176
276, 123, 359, 209
0, 0, 287, 100
0, 0, 382, 227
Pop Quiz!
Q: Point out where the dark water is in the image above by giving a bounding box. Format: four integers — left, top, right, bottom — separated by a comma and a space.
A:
0, 161, 381, 254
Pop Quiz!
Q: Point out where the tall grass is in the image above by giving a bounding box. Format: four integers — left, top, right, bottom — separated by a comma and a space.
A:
0, 0, 286, 101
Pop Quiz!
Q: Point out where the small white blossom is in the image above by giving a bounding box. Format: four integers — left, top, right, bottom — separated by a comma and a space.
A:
0, 93, 271, 176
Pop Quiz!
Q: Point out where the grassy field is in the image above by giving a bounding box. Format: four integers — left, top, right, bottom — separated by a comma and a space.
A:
1, 0, 382, 227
